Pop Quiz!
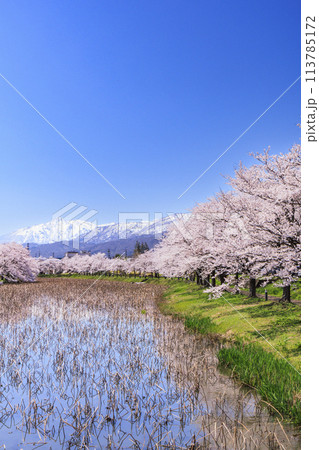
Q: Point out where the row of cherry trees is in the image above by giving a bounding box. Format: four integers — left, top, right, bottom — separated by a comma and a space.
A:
0, 246, 152, 282
37, 251, 159, 278
1, 146, 300, 300
36, 145, 300, 300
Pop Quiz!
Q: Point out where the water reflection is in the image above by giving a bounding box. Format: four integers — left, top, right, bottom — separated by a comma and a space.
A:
0, 279, 300, 449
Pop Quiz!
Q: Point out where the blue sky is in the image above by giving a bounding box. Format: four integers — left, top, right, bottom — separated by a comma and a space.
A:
0, 0, 300, 235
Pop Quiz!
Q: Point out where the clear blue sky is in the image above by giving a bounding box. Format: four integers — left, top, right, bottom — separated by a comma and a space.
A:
0, 0, 300, 235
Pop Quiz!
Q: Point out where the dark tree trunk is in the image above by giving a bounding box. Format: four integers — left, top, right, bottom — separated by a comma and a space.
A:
282, 285, 291, 302
249, 277, 257, 297
219, 273, 225, 285
211, 270, 216, 287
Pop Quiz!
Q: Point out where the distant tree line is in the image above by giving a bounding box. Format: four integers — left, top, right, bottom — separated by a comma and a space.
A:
133, 241, 149, 257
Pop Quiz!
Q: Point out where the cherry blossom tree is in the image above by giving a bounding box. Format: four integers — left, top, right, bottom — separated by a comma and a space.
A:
0, 243, 39, 282
38, 257, 63, 275
225, 145, 301, 301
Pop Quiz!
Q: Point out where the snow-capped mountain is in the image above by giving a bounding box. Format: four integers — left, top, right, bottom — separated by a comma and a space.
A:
89, 215, 176, 245
0, 215, 184, 246
0, 218, 96, 245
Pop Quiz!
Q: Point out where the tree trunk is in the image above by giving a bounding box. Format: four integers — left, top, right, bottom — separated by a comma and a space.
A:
219, 273, 225, 285
282, 285, 291, 302
211, 270, 216, 287
249, 277, 257, 297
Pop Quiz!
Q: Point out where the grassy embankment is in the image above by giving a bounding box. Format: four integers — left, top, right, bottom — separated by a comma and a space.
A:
157, 278, 301, 426
40, 274, 301, 425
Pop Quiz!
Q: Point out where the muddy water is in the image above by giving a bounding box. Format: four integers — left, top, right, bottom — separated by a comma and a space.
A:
0, 279, 300, 449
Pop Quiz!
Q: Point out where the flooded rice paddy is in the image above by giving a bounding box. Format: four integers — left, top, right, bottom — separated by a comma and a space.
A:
0, 279, 300, 449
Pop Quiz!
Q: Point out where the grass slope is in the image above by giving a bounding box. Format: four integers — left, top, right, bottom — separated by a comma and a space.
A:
157, 279, 301, 425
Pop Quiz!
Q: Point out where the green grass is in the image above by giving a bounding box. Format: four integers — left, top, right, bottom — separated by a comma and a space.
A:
184, 315, 217, 334
38, 273, 146, 283
155, 279, 301, 425
159, 279, 301, 369
218, 342, 301, 424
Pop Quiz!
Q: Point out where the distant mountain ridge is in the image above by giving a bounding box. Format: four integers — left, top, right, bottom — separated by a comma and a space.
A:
0, 216, 176, 245
0, 218, 94, 245
26, 234, 161, 259
0, 215, 186, 258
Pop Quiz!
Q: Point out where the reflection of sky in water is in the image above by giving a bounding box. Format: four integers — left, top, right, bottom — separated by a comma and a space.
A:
0, 288, 300, 449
